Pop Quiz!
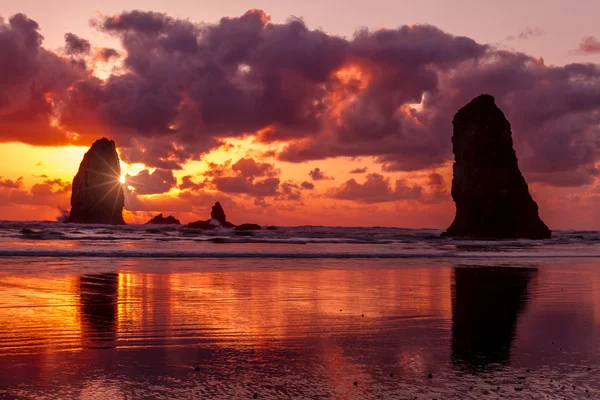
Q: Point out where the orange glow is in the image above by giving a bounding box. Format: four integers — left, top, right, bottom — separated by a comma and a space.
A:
398, 104, 424, 126
328, 63, 372, 123
334, 64, 371, 89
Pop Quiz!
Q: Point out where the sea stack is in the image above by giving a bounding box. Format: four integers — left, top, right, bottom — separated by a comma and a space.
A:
442, 95, 551, 239
146, 214, 181, 225
210, 202, 233, 227
67, 138, 125, 225
188, 202, 235, 229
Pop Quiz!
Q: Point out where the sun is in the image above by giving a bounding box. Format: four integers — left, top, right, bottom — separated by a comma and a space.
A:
119, 175, 126, 184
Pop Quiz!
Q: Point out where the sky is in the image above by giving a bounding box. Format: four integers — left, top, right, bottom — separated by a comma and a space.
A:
1, 0, 600, 228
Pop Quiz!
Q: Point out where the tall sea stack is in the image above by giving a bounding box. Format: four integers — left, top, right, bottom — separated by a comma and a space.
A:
67, 138, 125, 225
442, 95, 551, 239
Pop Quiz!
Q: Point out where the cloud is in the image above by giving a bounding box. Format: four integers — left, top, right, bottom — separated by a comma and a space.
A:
179, 175, 205, 191
212, 176, 280, 197
0, 176, 23, 189
64, 33, 91, 55
506, 27, 545, 41
0, 10, 599, 189
232, 157, 279, 179
278, 182, 302, 201
0, 14, 85, 146
98, 47, 120, 61
428, 172, 444, 186
349, 167, 368, 174
41, 178, 71, 191
327, 173, 422, 203
301, 181, 314, 190
577, 36, 600, 54
194, 157, 306, 202
4, 178, 70, 208
309, 167, 334, 181
126, 169, 177, 194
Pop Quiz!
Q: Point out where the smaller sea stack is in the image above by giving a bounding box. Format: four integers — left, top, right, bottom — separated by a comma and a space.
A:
146, 214, 181, 225
188, 202, 235, 229
442, 94, 551, 239
67, 138, 125, 225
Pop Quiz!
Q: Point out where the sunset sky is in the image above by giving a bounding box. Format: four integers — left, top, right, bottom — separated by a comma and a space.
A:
1, 0, 600, 228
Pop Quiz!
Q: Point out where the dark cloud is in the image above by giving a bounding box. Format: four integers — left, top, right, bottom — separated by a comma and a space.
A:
200, 157, 306, 201
64, 33, 91, 55
126, 169, 177, 194
203, 157, 282, 197
179, 175, 205, 191
0, 14, 85, 146
428, 172, 444, 186
577, 36, 600, 54
278, 182, 302, 201
0, 11, 599, 189
327, 173, 422, 203
98, 47, 120, 61
300, 181, 314, 190
309, 167, 334, 181
0, 176, 23, 189
349, 167, 368, 174
506, 27, 545, 41
232, 157, 279, 179
212, 176, 280, 197
5, 178, 70, 207
42, 178, 71, 191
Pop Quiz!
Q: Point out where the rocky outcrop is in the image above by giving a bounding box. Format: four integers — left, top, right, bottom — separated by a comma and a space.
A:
187, 202, 235, 229
146, 214, 181, 225
187, 220, 219, 230
209, 202, 235, 228
442, 95, 551, 239
235, 223, 262, 232
67, 138, 125, 225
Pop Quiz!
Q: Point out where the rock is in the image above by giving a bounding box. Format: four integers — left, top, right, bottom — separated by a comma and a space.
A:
67, 138, 125, 225
211, 202, 227, 224
146, 214, 181, 225
442, 95, 551, 239
266, 226, 277, 231
235, 223, 261, 231
187, 220, 218, 230
188, 202, 235, 229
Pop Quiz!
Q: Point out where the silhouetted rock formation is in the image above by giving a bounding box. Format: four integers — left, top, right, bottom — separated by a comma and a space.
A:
451, 266, 537, 370
67, 138, 125, 225
188, 202, 235, 229
235, 223, 261, 231
146, 214, 181, 225
211, 202, 228, 226
187, 220, 219, 230
442, 95, 551, 239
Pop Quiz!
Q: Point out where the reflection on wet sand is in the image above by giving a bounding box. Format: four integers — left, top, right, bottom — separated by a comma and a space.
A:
78, 273, 119, 348
2, 259, 600, 399
451, 266, 537, 369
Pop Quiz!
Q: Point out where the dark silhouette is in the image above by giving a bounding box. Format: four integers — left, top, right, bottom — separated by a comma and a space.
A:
235, 223, 262, 232
146, 213, 181, 225
67, 138, 125, 225
188, 202, 235, 229
442, 95, 551, 239
210, 202, 232, 226
78, 273, 119, 348
451, 266, 537, 369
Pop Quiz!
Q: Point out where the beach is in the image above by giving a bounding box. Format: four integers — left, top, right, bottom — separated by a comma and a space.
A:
0, 224, 599, 399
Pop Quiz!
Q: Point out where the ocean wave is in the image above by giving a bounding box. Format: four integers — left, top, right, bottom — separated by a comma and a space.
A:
1, 222, 600, 259
0, 249, 600, 259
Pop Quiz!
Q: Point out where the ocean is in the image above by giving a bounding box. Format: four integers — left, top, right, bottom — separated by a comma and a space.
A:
0, 222, 599, 399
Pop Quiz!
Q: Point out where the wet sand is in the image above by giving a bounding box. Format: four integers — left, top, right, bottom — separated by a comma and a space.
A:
0, 258, 599, 399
